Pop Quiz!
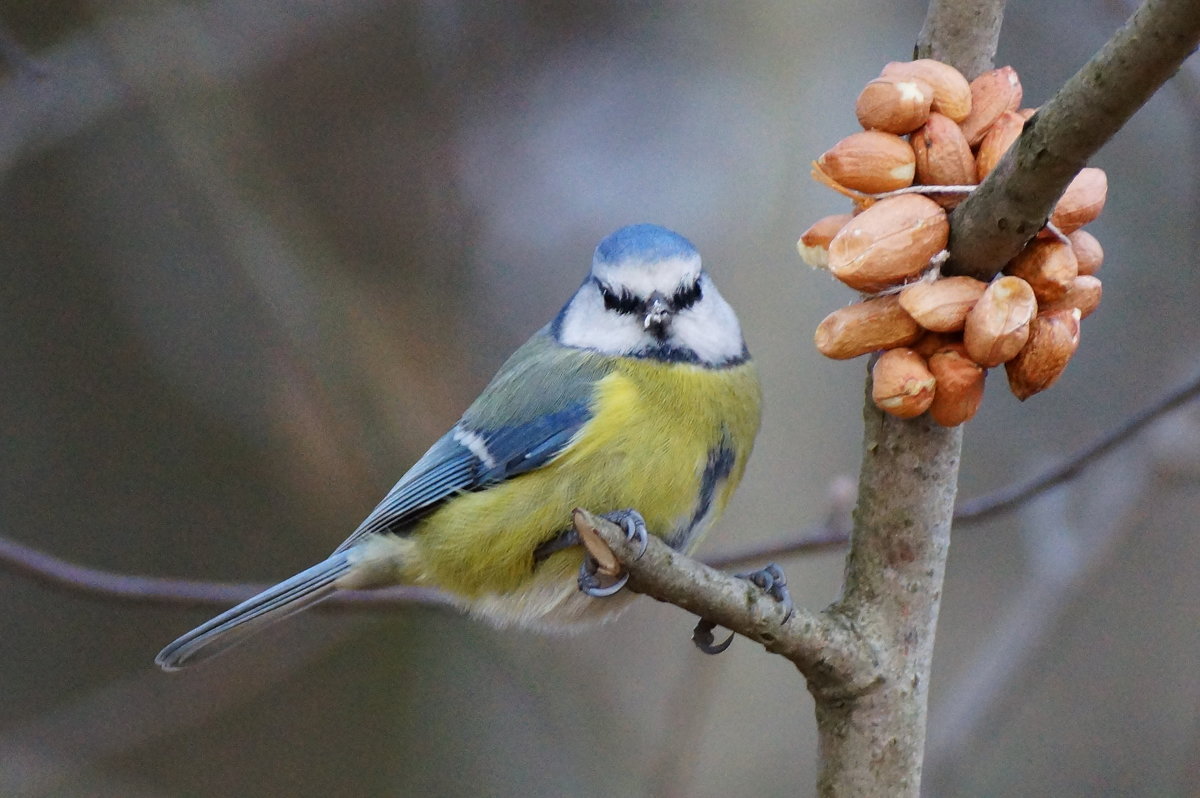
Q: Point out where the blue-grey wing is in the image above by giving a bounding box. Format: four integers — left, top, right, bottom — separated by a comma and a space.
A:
334, 330, 611, 552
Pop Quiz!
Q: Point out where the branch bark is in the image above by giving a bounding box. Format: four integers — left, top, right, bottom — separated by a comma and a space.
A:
945, 0, 1200, 279
954, 365, 1200, 521
816, 402, 961, 794
577, 509, 882, 697
915, 0, 1005, 79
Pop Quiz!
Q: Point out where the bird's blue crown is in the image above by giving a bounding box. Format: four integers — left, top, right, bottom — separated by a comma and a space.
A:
593, 224, 698, 267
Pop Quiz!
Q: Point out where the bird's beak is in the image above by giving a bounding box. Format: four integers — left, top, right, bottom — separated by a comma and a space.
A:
643, 292, 671, 337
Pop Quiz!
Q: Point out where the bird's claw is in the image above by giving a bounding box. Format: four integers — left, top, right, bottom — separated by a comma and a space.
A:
576, 508, 648, 598
578, 556, 629, 597
736, 562, 794, 623
603, 508, 649, 559
692, 563, 793, 655
692, 617, 734, 655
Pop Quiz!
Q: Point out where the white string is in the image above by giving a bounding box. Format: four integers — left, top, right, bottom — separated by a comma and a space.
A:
864, 249, 949, 298
870, 184, 979, 200
1041, 220, 1071, 245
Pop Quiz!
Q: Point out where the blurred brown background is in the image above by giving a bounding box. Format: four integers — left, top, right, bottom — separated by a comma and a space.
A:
1, 1, 1198, 796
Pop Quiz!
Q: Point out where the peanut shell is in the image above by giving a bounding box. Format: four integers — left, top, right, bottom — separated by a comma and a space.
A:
899, 276, 988, 332
881, 59, 972, 122
1006, 239, 1078, 304
1039, 275, 1102, 319
963, 275, 1037, 367
1067, 229, 1104, 275
1005, 309, 1081, 400
928, 343, 987, 426
814, 295, 922, 360
856, 76, 934, 134
798, 213, 854, 269
872, 347, 936, 419
959, 66, 1023, 146
910, 112, 976, 205
827, 194, 949, 292
1047, 167, 1107, 235
974, 111, 1025, 181
815, 131, 916, 194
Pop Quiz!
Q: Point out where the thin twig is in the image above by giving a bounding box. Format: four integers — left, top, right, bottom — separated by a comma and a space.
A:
705, 475, 856, 569
0, 534, 454, 610
704, 522, 850, 570
2, 369, 1197, 607
954, 367, 1200, 522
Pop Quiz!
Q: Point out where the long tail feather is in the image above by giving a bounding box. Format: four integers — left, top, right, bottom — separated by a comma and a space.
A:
155, 552, 352, 671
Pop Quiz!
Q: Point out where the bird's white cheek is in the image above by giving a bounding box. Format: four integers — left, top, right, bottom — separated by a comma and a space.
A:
669, 305, 745, 363
558, 296, 648, 355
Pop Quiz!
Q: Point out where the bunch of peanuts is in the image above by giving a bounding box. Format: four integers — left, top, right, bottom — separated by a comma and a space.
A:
799, 60, 1106, 426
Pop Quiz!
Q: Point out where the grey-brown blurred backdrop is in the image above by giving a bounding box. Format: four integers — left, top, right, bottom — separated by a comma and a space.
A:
2, 1, 1198, 796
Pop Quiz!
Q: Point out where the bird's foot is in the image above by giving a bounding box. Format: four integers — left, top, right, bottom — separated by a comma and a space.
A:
735, 562, 794, 623
576, 508, 648, 597
692, 562, 793, 655
601, 508, 649, 559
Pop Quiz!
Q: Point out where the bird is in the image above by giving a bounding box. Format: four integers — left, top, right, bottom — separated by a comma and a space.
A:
156, 223, 762, 670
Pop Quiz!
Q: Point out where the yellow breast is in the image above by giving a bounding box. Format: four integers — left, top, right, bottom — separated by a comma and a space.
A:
401, 358, 761, 603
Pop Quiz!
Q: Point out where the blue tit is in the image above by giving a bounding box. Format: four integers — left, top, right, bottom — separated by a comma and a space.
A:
156, 223, 761, 670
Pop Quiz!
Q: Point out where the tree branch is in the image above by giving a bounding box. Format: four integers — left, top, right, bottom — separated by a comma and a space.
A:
574, 509, 882, 697
0, 534, 454, 610
816, 397, 962, 794
704, 475, 856, 569
915, 0, 1006, 79
704, 520, 850, 570
798, 3, 1009, 792
945, 0, 1200, 279
954, 366, 1200, 521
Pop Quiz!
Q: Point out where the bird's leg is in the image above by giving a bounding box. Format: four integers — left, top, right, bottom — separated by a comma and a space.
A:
692, 562, 793, 655
532, 528, 579, 563
576, 509, 649, 597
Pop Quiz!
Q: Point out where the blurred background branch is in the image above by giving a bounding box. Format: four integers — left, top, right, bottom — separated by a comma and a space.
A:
954, 364, 1200, 521
6, 364, 1197, 608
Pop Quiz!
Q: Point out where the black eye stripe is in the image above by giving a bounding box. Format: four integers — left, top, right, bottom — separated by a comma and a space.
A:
672, 280, 702, 310
595, 278, 702, 315
597, 282, 641, 315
